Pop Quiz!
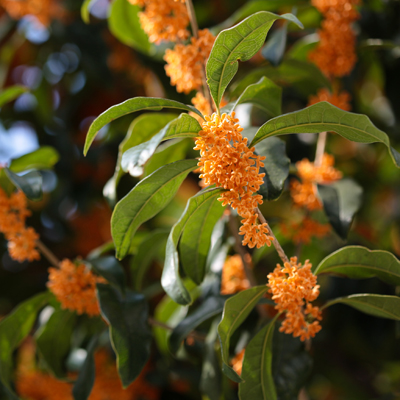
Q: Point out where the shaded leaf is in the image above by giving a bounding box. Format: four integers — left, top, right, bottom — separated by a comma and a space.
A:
5, 168, 43, 201
238, 321, 277, 400
9, 146, 59, 173
90, 256, 126, 290
97, 285, 151, 387
112, 159, 198, 260
261, 22, 287, 66
250, 102, 400, 168
207, 11, 303, 108
218, 286, 269, 383
286, 33, 318, 61
0, 85, 28, 107
317, 178, 363, 239
314, 246, 400, 286
84, 98, 202, 155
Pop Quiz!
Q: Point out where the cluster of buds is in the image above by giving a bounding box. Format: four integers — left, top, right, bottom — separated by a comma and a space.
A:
220, 255, 250, 295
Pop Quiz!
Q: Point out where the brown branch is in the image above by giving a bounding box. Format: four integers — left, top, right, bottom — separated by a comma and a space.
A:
36, 239, 60, 268
186, 0, 199, 38
314, 131, 327, 167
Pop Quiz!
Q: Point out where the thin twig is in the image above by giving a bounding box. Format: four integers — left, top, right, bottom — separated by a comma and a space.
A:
36, 239, 60, 268
314, 131, 327, 167
186, 0, 199, 38
255, 208, 289, 264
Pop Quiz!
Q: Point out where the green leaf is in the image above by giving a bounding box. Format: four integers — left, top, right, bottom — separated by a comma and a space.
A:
97, 285, 151, 387
207, 11, 303, 109
161, 188, 225, 305
36, 309, 76, 378
238, 321, 277, 400
313, 246, 400, 286
324, 294, 400, 320
81, 0, 94, 23
0, 292, 51, 400
169, 296, 226, 353
223, 77, 282, 117
121, 114, 201, 176
72, 336, 98, 400
108, 0, 153, 55
218, 286, 269, 383
286, 34, 318, 61
261, 22, 287, 66
0, 85, 28, 107
5, 168, 42, 201
9, 146, 59, 173
250, 102, 400, 168
84, 97, 202, 155
317, 179, 363, 239
255, 137, 289, 201
112, 159, 198, 260
90, 256, 126, 290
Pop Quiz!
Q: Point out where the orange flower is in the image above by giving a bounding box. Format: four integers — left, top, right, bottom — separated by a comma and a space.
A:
47, 259, 106, 317
138, 0, 189, 44
267, 257, 322, 341
165, 29, 215, 94
308, 88, 351, 111
280, 217, 331, 244
221, 255, 250, 295
231, 348, 245, 376
8, 227, 40, 262
194, 112, 273, 249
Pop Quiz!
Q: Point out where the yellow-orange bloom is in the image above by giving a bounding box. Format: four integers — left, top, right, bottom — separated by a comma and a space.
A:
280, 217, 331, 244
267, 257, 322, 341
221, 255, 250, 295
231, 348, 245, 376
165, 29, 215, 94
47, 259, 106, 317
308, 88, 351, 111
194, 112, 273, 249
8, 227, 40, 262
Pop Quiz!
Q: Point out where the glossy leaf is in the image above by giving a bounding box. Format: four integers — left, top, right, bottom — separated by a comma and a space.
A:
324, 294, 400, 320
317, 178, 363, 239
0, 292, 51, 400
218, 286, 269, 383
261, 22, 287, 66
0, 85, 28, 107
255, 137, 290, 201
250, 102, 400, 168
9, 146, 59, 173
36, 309, 76, 378
121, 114, 201, 176
161, 188, 225, 305
90, 256, 126, 290
207, 11, 303, 109
97, 285, 151, 387
238, 321, 277, 400
84, 98, 202, 155
314, 246, 400, 286
112, 159, 198, 260
5, 169, 43, 201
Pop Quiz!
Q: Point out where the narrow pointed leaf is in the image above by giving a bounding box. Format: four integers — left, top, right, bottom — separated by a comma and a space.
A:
81, 0, 94, 23
84, 98, 202, 155
314, 246, 400, 286
238, 321, 277, 400
261, 22, 287, 66
207, 11, 303, 108
250, 102, 400, 168
112, 159, 198, 260
0, 85, 28, 107
218, 286, 269, 383
9, 146, 59, 173
5, 169, 42, 201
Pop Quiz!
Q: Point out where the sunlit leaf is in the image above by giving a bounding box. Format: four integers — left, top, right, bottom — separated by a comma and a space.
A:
9, 146, 59, 173
0, 85, 28, 107
81, 0, 94, 23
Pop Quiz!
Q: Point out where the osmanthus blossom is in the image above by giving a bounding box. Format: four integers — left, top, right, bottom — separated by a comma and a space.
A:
220, 254, 250, 295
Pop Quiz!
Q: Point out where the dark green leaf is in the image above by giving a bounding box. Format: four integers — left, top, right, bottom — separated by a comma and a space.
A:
90, 256, 126, 290
9, 146, 59, 173
324, 294, 400, 320
218, 286, 269, 383
84, 98, 202, 155
0, 292, 51, 400
169, 296, 226, 354
161, 188, 225, 305
0, 85, 28, 107
207, 11, 303, 108
314, 246, 400, 286
36, 309, 76, 378
238, 321, 277, 400
112, 159, 198, 260
97, 285, 151, 387
255, 137, 290, 201
250, 102, 400, 168
5, 168, 42, 201
261, 23, 287, 66
317, 178, 363, 239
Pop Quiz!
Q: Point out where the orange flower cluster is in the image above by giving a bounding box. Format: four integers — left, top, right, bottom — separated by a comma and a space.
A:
0, 187, 40, 263
309, 0, 360, 77
308, 88, 351, 111
267, 257, 322, 341
290, 153, 342, 210
1, 0, 64, 26
280, 217, 331, 244
231, 348, 245, 375
129, 0, 189, 44
165, 29, 215, 94
47, 259, 106, 316
194, 112, 274, 249
220, 255, 250, 295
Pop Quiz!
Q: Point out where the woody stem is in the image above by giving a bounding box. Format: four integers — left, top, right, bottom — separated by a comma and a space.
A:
314, 131, 327, 167
255, 208, 289, 264
36, 239, 60, 268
